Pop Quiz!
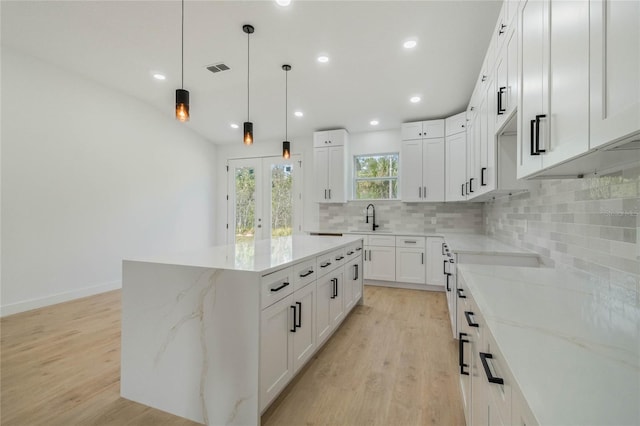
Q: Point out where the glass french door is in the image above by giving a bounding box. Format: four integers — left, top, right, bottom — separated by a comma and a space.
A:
227, 155, 302, 244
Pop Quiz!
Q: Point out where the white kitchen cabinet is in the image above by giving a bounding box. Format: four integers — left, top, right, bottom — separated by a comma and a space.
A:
401, 120, 445, 140
314, 144, 348, 203
400, 137, 445, 202
364, 245, 396, 282
313, 129, 348, 148
426, 237, 445, 287
260, 293, 295, 411
395, 236, 426, 285
291, 282, 316, 373
518, 0, 590, 178
316, 269, 344, 347
494, 18, 518, 133
344, 256, 362, 312
589, 0, 640, 149
445, 131, 467, 202
445, 112, 467, 136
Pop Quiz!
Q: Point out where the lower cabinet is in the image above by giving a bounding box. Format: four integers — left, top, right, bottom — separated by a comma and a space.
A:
426, 237, 445, 287
364, 245, 396, 281
395, 247, 425, 284
291, 282, 316, 373
344, 257, 362, 312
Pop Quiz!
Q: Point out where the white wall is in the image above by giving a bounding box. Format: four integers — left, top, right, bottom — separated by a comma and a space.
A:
1, 48, 218, 316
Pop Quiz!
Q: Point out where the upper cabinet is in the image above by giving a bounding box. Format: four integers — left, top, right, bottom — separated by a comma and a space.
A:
401, 120, 445, 202
401, 120, 445, 141
313, 129, 348, 148
589, 0, 640, 149
445, 112, 467, 137
313, 129, 349, 203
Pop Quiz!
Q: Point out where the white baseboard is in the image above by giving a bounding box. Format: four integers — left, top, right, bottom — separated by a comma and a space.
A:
364, 280, 445, 292
0, 280, 122, 317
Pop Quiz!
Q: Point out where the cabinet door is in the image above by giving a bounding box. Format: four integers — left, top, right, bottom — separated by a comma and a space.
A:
329, 271, 345, 325
445, 132, 467, 202
481, 75, 497, 195
292, 283, 316, 373
467, 106, 480, 197
590, 0, 640, 149
400, 140, 424, 201
506, 24, 518, 121
426, 237, 445, 287
543, 0, 590, 168
446, 112, 467, 136
401, 122, 423, 140
364, 246, 396, 281
260, 294, 294, 411
327, 146, 346, 202
343, 259, 361, 312
423, 138, 445, 202
495, 46, 509, 132
395, 248, 426, 284
518, 0, 546, 178
316, 276, 334, 346
328, 129, 347, 147
314, 147, 329, 202
422, 120, 445, 138
471, 338, 489, 426
313, 131, 330, 148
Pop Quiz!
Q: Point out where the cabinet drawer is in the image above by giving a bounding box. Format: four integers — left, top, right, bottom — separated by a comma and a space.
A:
316, 248, 343, 278
292, 258, 316, 292
367, 234, 396, 247
395, 236, 426, 248
331, 247, 347, 270
482, 328, 513, 424
261, 267, 294, 309
344, 240, 363, 259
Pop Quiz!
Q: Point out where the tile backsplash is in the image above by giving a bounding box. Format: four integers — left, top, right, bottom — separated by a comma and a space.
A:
318, 201, 483, 234
484, 165, 639, 289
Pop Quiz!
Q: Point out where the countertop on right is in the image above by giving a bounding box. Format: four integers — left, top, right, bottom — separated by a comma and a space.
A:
442, 233, 539, 257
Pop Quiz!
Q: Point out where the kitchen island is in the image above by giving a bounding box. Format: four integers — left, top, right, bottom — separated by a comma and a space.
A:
120, 235, 363, 425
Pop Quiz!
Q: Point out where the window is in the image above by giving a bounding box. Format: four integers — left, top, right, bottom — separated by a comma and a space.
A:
353, 153, 399, 200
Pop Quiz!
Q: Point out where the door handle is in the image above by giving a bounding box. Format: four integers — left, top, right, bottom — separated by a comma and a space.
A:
465, 311, 479, 327
290, 305, 297, 332
419, 186, 422, 198
469, 178, 474, 193
535, 114, 546, 154
481, 167, 487, 186
457, 288, 466, 299
479, 353, 504, 385
354, 264, 359, 280
497, 87, 506, 115
459, 333, 470, 376
296, 301, 302, 328
530, 119, 539, 155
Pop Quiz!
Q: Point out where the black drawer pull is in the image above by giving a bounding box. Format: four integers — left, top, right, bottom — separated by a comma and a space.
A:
441, 243, 446, 255
481, 167, 487, 186
330, 278, 337, 299
459, 332, 470, 376
290, 305, 297, 332
457, 288, 466, 299
270, 282, 290, 292
535, 114, 546, 154
295, 301, 302, 328
443, 259, 448, 275
465, 311, 479, 327
347, 250, 354, 255
469, 178, 475, 193
335, 256, 344, 261
479, 352, 504, 385
320, 261, 331, 268
404, 240, 417, 244
446, 274, 450, 292
299, 270, 314, 278
354, 264, 359, 280
355, 247, 362, 251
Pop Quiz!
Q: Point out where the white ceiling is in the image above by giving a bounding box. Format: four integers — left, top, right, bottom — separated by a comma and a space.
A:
1, 0, 502, 145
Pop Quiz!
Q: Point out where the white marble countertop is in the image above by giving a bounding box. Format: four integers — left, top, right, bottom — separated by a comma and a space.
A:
458, 264, 640, 426
124, 235, 362, 274
441, 233, 538, 257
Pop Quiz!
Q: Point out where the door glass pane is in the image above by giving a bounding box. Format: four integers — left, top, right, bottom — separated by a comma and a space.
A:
235, 166, 256, 244
271, 164, 293, 238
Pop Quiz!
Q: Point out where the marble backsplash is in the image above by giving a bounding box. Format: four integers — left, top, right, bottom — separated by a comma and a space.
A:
484, 165, 640, 291
318, 201, 483, 234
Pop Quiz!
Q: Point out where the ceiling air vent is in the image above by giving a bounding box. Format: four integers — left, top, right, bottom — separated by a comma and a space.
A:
206, 63, 230, 73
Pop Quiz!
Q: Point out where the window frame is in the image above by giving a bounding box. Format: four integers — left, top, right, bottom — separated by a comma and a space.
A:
352, 152, 400, 201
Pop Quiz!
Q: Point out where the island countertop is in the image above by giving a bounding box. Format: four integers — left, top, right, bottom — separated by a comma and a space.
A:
458, 264, 640, 426
124, 234, 362, 274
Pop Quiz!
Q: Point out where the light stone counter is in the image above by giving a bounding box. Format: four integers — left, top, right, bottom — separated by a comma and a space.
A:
458, 264, 640, 425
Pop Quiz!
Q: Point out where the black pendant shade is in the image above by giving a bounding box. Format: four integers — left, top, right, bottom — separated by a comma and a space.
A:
175, 89, 189, 122
282, 64, 291, 158
243, 24, 255, 145
244, 122, 254, 145
282, 141, 291, 159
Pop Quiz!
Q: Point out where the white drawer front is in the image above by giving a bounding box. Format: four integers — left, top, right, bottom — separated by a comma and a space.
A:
368, 234, 396, 247
316, 249, 341, 278
344, 240, 363, 260
261, 267, 294, 309
395, 236, 426, 248
293, 258, 316, 292
482, 328, 513, 424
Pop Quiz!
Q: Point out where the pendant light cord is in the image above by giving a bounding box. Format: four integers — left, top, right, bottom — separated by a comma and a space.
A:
285, 69, 288, 140
247, 31, 250, 120
181, 0, 184, 89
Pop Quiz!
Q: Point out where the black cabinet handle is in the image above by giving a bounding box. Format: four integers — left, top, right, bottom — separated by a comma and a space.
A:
457, 288, 466, 299
459, 333, 470, 376
355, 247, 362, 251
465, 311, 479, 327
354, 264, 359, 280
498, 23, 506, 35
335, 277, 339, 297
300, 270, 314, 278
328, 189, 331, 199
290, 305, 297, 332
324, 189, 328, 199
535, 114, 546, 153
443, 259, 448, 275
364, 250, 367, 261
479, 352, 504, 385
461, 183, 465, 196
330, 278, 336, 299
404, 240, 417, 244
530, 119, 539, 156
347, 250, 354, 255
481, 167, 487, 186
421, 252, 424, 265
442, 243, 446, 255
320, 261, 331, 268
469, 178, 475, 193
497, 87, 506, 115
296, 301, 302, 328
465, 182, 469, 195
446, 274, 450, 292
271, 281, 290, 292
335, 256, 344, 261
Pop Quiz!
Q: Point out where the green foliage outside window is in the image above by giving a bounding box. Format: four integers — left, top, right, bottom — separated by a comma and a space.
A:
354, 154, 399, 200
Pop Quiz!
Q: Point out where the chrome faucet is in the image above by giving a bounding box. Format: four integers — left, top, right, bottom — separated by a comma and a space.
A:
365, 204, 379, 231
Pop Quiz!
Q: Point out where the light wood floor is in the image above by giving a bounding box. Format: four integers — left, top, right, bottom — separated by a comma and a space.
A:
1, 286, 463, 426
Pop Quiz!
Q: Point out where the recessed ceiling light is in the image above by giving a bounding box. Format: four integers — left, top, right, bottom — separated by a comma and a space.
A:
317, 55, 329, 63
403, 40, 417, 49
230, 123, 239, 129
153, 73, 166, 80
275, 0, 291, 5
410, 96, 421, 103
370, 120, 379, 126
294, 111, 304, 117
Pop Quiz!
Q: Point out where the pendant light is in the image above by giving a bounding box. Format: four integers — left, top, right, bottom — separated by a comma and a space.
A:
175, 0, 189, 122
243, 24, 255, 145
282, 64, 291, 159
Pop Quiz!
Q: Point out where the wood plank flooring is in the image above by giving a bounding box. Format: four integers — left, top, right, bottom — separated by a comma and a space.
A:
1, 286, 463, 426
